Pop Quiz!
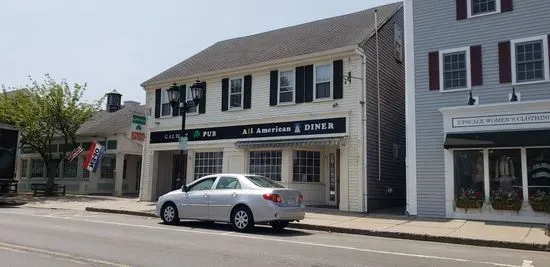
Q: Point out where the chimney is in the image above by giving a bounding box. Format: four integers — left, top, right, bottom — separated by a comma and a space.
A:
105, 89, 122, 112
123, 101, 140, 107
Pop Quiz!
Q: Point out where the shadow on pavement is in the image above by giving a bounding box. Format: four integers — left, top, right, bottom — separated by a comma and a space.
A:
163, 220, 313, 237
0, 193, 114, 207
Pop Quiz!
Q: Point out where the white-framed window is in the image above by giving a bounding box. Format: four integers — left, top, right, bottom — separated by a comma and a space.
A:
63, 159, 77, 178
100, 154, 116, 179
229, 77, 243, 109
160, 90, 172, 117
292, 150, 321, 183
194, 151, 223, 180
20, 159, 28, 179
394, 23, 404, 63
30, 158, 44, 178
185, 86, 198, 114
511, 36, 550, 85
468, 0, 500, 17
278, 70, 295, 104
249, 150, 282, 181
439, 47, 471, 91
314, 64, 332, 99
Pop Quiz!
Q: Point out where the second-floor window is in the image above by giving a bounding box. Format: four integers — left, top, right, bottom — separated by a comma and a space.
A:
514, 40, 545, 83
161, 90, 171, 117
442, 49, 469, 90
230, 78, 243, 109
279, 70, 294, 104
315, 64, 332, 99
471, 0, 497, 16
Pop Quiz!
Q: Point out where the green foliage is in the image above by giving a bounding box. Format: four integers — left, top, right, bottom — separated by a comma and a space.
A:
0, 74, 103, 189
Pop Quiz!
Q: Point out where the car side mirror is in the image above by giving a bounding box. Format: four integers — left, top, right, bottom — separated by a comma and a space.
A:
181, 185, 188, 192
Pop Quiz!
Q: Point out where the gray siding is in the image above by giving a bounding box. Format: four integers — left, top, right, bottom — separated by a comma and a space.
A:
413, 0, 550, 217
362, 7, 406, 211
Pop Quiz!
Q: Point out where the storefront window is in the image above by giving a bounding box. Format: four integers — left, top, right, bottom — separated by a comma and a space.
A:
292, 150, 320, 182
100, 155, 116, 179
527, 148, 550, 212
453, 150, 484, 209
194, 151, 223, 180
30, 159, 44, 178
489, 149, 523, 210
63, 159, 77, 178
249, 151, 282, 181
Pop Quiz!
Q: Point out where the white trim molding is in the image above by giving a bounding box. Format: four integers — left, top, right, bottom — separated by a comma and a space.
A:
467, 0, 501, 18
439, 47, 472, 93
404, 0, 417, 216
510, 35, 550, 86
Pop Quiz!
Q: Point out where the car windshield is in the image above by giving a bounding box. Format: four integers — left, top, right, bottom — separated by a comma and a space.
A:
245, 175, 285, 188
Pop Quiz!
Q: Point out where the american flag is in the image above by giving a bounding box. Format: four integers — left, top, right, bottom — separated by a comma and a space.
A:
66, 145, 84, 163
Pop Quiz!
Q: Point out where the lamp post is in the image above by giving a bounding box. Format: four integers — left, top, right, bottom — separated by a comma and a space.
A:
167, 80, 205, 190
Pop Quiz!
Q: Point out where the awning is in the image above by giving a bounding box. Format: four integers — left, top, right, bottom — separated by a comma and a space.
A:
444, 130, 550, 149
235, 137, 346, 149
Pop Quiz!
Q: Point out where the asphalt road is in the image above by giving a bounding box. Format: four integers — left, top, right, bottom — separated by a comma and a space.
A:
0, 208, 547, 267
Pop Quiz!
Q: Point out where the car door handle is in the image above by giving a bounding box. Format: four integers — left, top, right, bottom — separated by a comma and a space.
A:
232, 192, 237, 197
203, 193, 208, 198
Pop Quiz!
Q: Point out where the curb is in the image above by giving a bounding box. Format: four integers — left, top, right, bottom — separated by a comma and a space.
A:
84, 207, 549, 252
85, 207, 157, 218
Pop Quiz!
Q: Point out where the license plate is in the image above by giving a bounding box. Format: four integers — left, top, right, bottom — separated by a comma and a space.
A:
287, 199, 296, 205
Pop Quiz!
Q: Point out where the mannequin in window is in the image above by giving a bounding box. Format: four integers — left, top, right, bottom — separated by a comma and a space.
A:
495, 155, 515, 191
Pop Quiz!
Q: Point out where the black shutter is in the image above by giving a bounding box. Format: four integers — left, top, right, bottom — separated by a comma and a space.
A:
154, 88, 161, 118
470, 46, 483, 86
498, 41, 512, 84
333, 59, 343, 99
456, 0, 467, 20
304, 65, 314, 102
243, 75, 252, 109
428, 51, 440, 90
269, 70, 278, 106
199, 82, 206, 114
501, 0, 513, 12
295, 66, 305, 104
221, 78, 229, 111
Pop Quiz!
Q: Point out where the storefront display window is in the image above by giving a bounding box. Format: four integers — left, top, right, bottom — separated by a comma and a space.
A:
527, 148, 550, 212
292, 150, 320, 183
194, 151, 223, 180
249, 151, 282, 181
453, 150, 484, 209
489, 149, 523, 211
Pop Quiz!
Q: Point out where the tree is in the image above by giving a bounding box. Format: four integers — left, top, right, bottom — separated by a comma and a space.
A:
0, 74, 103, 194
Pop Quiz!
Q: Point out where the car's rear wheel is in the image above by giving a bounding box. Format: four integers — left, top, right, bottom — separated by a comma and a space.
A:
270, 220, 290, 231
231, 206, 254, 232
161, 202, 179, 225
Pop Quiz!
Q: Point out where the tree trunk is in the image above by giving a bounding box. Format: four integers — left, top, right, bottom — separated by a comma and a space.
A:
45, 159, 57, 196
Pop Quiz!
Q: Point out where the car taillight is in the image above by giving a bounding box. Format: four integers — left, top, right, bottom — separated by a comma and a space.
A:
298, 194, 303, 204
263, 193, 282, 203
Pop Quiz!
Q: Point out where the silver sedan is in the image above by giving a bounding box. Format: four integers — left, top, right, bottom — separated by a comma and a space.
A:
155, 174, 306, 232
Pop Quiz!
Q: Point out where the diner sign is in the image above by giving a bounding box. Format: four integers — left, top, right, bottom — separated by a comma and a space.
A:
149, 117, 346, 143
452, 112, 550, 128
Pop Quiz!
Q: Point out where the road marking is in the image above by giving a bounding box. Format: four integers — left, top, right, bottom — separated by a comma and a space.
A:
0, 242, 129, 266
0, 210, 532, 267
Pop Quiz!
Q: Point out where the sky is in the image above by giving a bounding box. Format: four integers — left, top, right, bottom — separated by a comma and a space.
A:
0, 0, 397, 104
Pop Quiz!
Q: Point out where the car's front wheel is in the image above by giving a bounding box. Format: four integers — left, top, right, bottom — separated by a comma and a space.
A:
161, 202, 179, 225
270, 220, 290, 231
231, 206, 254, 232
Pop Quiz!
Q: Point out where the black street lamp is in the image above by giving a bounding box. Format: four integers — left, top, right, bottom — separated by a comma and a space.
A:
167, 80, 205, 190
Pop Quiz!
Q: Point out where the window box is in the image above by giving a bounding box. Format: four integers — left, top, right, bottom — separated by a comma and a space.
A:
489, 189, 523, 211
454, 187, 484, 211
529, 190, 550, 213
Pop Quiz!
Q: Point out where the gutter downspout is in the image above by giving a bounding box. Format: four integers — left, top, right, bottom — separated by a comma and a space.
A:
354, 47, 368, 213
375, 9, 382, 182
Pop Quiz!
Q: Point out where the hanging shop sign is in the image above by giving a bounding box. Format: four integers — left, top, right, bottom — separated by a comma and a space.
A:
452, 112, 550, 128
149, 117, 346, 144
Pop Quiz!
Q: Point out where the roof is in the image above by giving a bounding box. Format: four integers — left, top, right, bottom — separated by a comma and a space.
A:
76, 104, 148, 136
141, 2, 402, 87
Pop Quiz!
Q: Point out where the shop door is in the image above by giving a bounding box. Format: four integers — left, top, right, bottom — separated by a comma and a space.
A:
328, 150, 340, 207
172, 153, 187, 190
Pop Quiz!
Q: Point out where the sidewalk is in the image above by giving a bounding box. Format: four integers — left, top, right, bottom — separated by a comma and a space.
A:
2, 194, 548, 252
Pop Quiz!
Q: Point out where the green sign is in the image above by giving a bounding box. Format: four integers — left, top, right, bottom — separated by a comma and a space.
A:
132, 115, 146, 125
